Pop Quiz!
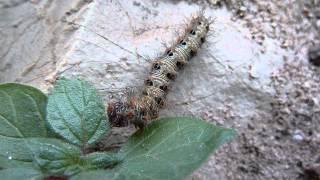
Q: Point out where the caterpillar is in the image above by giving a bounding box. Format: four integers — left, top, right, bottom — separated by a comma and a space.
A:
107, 13, 211, 128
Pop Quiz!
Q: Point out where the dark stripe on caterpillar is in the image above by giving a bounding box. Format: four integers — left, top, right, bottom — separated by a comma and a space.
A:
107, 13, 211, 128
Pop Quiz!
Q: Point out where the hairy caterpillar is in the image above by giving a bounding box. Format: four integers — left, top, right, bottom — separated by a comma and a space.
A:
107, 13, 211, 128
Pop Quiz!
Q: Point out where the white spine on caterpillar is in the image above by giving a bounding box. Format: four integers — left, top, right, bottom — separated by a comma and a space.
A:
108, 13, 211, 128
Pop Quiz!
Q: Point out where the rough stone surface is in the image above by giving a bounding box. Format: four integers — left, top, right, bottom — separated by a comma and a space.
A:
1, 0, 319, 179
0, 0, 89, 90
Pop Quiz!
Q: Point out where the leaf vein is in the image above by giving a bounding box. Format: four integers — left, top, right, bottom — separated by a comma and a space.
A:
22, 92, 46, 135
146, 124, 200, 155
0, 90, 24, 137
52, 96, 82, 144
121, 120, 175, 157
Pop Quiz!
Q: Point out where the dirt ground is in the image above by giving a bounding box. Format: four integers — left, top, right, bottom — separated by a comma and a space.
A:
0, 0, 320, 179
192, 1, 320, 179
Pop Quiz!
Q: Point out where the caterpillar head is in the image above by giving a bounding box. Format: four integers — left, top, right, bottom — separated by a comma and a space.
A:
107, 98, 149, 128
107, 100, 130, 127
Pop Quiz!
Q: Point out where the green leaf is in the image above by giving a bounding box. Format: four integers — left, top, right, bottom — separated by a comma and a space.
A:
111, 117, 235, 180
70, 170, 111, 180
47, 77, 108, 146
0, 83, 48, 168
0, 83, 47, 138
0, 167, 43, 180
26, 138, 83, 176
0, 156, 33, 169
0, 137, 34, 168
82, 152, 122, 169
26, 138, 122, 176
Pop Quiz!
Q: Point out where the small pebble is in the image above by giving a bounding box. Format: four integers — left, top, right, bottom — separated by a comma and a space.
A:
293, 130, 305, 141
308, 45, 320, 66
316, 20, 320, 28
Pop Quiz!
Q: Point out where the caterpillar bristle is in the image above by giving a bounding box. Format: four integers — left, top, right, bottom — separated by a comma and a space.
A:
108, 13, 211, 128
